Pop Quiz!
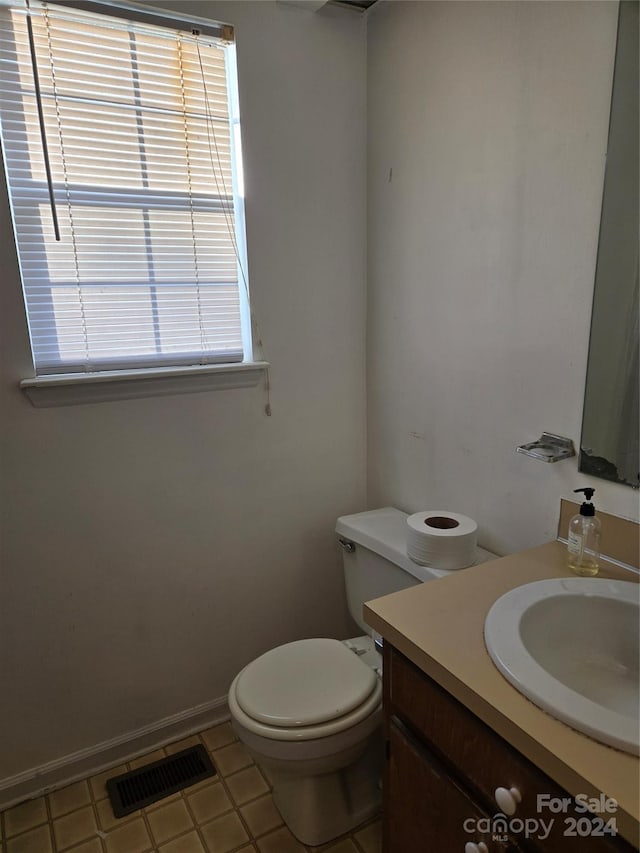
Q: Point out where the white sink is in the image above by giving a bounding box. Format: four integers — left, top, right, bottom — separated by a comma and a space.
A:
484, 577, 639, 755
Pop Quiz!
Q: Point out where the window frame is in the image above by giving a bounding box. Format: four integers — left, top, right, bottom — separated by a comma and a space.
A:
0, 0, 267, 406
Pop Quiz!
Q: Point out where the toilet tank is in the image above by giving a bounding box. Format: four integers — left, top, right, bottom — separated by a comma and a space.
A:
335, 507, 439, 635
336, 507, 497, 634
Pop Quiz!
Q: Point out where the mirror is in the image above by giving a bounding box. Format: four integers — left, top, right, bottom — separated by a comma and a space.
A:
580, 0, 639, 489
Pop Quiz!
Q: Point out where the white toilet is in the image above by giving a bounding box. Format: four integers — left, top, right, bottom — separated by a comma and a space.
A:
228, 507, 494, 845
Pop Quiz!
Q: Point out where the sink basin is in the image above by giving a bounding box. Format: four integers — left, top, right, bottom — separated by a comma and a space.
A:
484, 577, 639, 754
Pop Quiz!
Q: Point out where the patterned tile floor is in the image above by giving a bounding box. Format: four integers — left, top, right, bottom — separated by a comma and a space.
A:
0, 722, 381, 853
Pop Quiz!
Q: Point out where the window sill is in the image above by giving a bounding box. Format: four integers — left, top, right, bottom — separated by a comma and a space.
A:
20, 361, 270, 408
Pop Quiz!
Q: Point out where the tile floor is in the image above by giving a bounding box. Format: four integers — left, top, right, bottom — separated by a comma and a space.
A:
0, 722, 381, 853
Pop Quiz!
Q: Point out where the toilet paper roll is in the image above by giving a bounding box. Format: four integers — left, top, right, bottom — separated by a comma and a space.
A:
406, 511, 478, 571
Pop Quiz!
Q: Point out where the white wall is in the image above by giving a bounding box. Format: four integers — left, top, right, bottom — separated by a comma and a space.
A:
367, 0, 639, 557
0, 0, 367, 783
2, 0, 637, 794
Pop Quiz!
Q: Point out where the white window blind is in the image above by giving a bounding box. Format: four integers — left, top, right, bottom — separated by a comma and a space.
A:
0, 1, 250, 375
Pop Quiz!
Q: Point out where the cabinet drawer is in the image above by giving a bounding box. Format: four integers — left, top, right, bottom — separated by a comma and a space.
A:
387, 646, 636, 852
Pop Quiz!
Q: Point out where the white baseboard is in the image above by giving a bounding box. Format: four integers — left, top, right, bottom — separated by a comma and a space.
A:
0, 696, 230, 811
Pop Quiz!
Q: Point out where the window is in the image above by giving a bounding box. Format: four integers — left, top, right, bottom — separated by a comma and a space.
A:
0, 0, 254, 387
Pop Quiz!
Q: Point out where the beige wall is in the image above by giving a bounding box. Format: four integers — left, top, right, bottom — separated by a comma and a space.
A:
2, 0, 638, 794
366, 0, 639, 556
0, 1, 367, 782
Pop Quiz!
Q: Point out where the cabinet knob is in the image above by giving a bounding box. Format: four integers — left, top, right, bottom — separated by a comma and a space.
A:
465, 843, 488, 853
494, 786, 522, 816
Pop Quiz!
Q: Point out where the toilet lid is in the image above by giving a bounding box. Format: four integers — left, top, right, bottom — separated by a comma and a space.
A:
234, 638, 378, 728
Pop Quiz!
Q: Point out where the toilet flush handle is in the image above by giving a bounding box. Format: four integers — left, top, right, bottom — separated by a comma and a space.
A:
338, 538, 355, 553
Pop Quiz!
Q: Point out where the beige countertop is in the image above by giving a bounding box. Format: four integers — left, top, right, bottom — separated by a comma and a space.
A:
363, 540, 640, 847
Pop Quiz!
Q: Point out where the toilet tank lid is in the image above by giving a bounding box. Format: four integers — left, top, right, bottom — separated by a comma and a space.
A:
336, 507, 498, 582
336, 507, 416, 572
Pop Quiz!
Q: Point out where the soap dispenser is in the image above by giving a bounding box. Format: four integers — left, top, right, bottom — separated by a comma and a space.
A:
567, 487, 601, 576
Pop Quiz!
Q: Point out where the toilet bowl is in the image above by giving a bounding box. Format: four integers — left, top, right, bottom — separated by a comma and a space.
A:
228, 636, 383, 846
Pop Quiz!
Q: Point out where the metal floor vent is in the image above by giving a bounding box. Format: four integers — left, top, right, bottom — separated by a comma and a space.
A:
106, 745, 216, 817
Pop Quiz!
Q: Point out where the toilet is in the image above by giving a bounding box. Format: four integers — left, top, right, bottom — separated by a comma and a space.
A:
228, 507, 495, 845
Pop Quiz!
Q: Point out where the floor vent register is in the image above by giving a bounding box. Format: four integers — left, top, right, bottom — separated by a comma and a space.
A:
107, 745, 217, 817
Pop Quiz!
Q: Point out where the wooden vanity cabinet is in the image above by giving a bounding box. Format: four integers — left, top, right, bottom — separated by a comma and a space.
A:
383, 644, 638, 853
387, 716, 524, 852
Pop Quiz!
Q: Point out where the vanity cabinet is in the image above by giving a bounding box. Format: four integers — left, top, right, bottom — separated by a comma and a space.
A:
383, 644, 638, 853
387, 717, 524, 852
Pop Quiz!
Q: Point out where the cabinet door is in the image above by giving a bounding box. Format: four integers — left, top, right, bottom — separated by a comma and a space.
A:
386, 719, 523, 853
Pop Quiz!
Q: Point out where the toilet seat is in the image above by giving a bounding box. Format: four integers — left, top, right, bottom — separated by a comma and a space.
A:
229, 638, 382, 742
235, 638, 378, 727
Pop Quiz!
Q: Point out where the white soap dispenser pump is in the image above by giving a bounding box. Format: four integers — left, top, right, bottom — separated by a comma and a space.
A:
567, 487, 601, 576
